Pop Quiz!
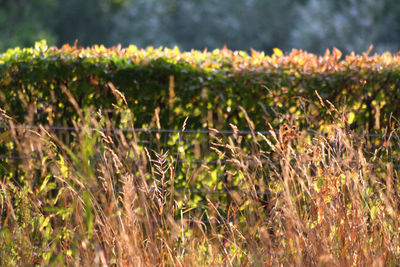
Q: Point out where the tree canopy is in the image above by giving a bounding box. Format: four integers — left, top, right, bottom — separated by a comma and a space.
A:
1, 0, 400, 54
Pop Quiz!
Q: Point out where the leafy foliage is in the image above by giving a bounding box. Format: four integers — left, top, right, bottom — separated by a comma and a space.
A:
1, 41, 400, 134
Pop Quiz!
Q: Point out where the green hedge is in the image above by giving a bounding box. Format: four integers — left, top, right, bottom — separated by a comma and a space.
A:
1, 40, 400, 132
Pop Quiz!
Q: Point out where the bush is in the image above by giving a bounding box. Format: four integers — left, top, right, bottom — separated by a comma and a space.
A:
1, 41, 400, 133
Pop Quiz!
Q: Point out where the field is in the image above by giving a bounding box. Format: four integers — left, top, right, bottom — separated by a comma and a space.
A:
1, 87, 400, 266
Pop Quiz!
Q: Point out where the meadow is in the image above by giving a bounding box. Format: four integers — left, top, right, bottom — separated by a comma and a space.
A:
0, 88, 399, 266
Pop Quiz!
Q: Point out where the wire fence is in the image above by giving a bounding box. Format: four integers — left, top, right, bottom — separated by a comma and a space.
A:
1, 154, 399, 169
1, 124, 400, 198
0, 125, 395, 138
1, 185, 266, 196
1, 124, 399, 167
0, 155, 274, 165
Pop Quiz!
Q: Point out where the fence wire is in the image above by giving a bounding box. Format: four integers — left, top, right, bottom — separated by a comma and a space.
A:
1, 124, 399, 198
0, 125, 395, 138
1, 154, 399, 169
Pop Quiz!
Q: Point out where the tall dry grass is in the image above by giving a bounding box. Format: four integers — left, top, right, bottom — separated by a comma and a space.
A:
0, 93, 399, 266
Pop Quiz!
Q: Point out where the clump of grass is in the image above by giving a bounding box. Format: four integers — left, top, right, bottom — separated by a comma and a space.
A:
0, 95, 399, 266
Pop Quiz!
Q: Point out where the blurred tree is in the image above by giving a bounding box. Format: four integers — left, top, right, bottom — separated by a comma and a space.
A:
290, 0, 400, 54
51, 0, 129, 47
112, 0, 176, 48
1, 0, 400, 54
0, 0, 57, 51
116, 0, 299, 52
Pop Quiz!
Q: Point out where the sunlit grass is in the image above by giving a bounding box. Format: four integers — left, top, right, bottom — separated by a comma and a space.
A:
0, 95, 399, 266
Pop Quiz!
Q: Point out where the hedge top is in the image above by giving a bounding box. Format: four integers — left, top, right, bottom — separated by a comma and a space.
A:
2, 41, 399, 73
1, 40, 400, 132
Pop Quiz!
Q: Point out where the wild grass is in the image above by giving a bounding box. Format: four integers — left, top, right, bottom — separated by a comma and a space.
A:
0, 94, 399, 266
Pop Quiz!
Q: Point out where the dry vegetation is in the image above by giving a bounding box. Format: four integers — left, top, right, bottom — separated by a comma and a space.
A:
1, 94, 400, 266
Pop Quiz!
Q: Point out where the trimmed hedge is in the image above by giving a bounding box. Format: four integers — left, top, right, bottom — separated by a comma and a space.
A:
1, 40, 400, 132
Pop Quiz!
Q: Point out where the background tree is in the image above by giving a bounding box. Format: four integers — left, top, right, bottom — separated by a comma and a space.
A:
1, 0, 400, 54
51, 0, 129, 47
0, 0, 57, 51
115, 0, 299, 52
290, 0, 400, 54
